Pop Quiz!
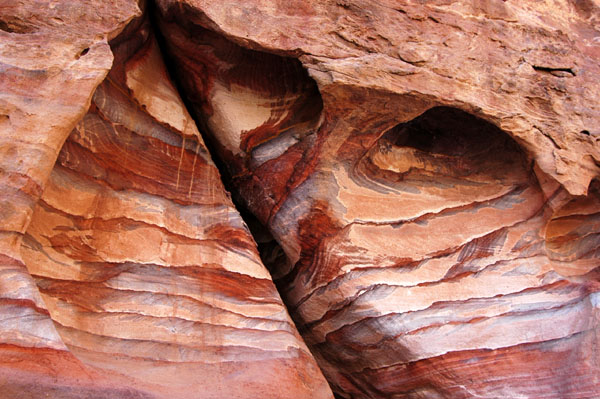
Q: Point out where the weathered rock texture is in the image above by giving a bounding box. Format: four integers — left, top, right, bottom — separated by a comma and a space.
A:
156, 0, 600, 196
156, 0, 600, 398
0, 0, 143, 396
2, 0, 600, 398
1, 1, 331, 398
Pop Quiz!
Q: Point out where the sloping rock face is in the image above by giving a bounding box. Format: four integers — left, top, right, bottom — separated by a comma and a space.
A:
156, 1, 600, 398
1, 1, 331, 398
0, 0, 144, 396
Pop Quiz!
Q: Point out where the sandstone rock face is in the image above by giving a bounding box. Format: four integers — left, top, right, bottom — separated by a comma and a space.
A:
156, 1, 600, 398
1, 2, 332, 398
156, 0, 600, 196
2, 0, 600, 398
0, 1, 143, 396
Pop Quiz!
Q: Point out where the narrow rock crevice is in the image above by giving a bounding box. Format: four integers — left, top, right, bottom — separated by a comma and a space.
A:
15, 6, 334, 398
532, 65, 576, 77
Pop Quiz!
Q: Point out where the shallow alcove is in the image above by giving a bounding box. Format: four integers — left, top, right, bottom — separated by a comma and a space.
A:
154, 16, 323, 166
357, 106, 534, 199
154, 11, 325, 226
292, 107, 597, 398
545, 178, 600, 279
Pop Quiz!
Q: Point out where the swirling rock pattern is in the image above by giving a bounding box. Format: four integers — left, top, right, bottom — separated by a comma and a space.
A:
156, 0, 600, 196
2, 0, 600, 398
2, 2, 332, 398
157, 1, 600, 398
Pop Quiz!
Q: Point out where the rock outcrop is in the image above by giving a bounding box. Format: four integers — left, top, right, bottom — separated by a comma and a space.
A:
1, 0, 599, 398
156, 1, 600, 398
1, 2, 331, 398
0, 0, 143, 396
156, 0, 600, 196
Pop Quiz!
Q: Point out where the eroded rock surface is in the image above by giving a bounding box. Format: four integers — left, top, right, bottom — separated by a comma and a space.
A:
1, 2, 331, 398
2, 0, 599, 398
0, 0, 143, 395
156, 1, 600, 398
157, 0, 600, 196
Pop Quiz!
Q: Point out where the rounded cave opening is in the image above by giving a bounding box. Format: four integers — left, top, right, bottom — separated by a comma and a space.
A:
359, 106, 534, 191
311, 106, 599, 397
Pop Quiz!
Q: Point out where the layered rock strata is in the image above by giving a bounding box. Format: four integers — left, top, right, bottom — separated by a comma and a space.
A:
156, 1, 600, 398
2, 2, 332, 398
0, 1, 143, 396
1, 0, 599, 398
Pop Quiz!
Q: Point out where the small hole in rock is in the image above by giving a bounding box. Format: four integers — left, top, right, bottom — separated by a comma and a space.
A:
78, 47, 90, 58
0, 19, 37, 34
581, 130, 590, 136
